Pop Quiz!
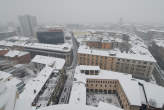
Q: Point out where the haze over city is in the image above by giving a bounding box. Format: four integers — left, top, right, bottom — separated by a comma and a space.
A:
0, 0, 164, 24
0, 0, 164, 110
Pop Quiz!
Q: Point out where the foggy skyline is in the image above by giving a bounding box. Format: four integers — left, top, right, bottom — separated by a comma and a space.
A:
0, 0, 164, 24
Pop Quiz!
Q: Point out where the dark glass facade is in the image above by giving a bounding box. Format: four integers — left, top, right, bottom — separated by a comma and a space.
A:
37, 31, 64, 44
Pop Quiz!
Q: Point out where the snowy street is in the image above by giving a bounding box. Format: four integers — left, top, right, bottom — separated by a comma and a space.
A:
58, 69, 74, 104
58, 33, 77, 104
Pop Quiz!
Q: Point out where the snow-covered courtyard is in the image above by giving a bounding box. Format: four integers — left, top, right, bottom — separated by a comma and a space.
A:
86, 92, 121, 108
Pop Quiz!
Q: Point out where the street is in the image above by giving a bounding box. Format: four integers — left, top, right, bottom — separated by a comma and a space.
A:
58, 31, 78, 104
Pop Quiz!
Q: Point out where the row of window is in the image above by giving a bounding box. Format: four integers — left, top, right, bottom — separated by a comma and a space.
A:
87, 83, 116, 88
87, 80, 116, 84
117, 58, 153, 65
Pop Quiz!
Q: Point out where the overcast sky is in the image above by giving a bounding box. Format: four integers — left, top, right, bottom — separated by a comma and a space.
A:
0, 0, 164, 24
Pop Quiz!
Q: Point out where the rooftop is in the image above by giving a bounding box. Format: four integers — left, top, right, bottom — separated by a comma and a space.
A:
0, 40, 72, 53
38, 102, 123, 110
4, 50, 29, 58
0, 71, 12, 82
153, 39, 164, 48
14, 66, 54, 110
70, 66, 164, 108
24, 42, 72, 52
79, 65, 100, 71
0, 83, 17, 110
31, 55, 65, 70
78, 46, 156, 62
72, 66, 141, 106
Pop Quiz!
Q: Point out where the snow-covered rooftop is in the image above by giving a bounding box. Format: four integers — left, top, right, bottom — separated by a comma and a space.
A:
79, 65, 100, 71
153, 39, 164, 48
141, 81, 164, 108
69, 82, 86, 105
0, 71, 12, 82
72, 66, 141, 106
0, 40, 72, 53
78, 46, 156, 62
0, 71, 22, 88
71, 65, 164, 108
4, 50, 29, 58
24, 42, 72, 52
14, 66, 54, 110
31, 55, 65, 70
0, 83, 17, 110
38, 102, 123, 110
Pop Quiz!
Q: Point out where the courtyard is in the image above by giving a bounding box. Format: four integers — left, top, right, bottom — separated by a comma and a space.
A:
86, 92, 121, 108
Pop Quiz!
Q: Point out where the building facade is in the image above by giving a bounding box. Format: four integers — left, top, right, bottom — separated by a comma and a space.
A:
78, 49, 155, 79
37, 29, 64, 44
18, 15, 37, 37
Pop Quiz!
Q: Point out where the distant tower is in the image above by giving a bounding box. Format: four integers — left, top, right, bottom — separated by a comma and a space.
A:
18, 15, 37, 37
119, 17, 123, 26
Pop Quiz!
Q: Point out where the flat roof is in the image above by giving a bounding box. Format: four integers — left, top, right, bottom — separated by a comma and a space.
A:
31, 55, 65, 70
79, 65, 100, 71
153, 39, 164, 48
14, 66, 54, 110
0, 71, 12, 82
72, 66, 164, 108
141, 81, 164, 108
71, 66, 141, 106
38, 102, 123, 110
0, 40, 72, 53
69, 82, 86, 105
24, 43, 72, 52
0, 83, 17, 110
5, 50, 29, 58
78, 46, 156, 62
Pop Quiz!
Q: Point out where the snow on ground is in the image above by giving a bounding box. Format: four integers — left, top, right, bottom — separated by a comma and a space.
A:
86, 92, 120, 108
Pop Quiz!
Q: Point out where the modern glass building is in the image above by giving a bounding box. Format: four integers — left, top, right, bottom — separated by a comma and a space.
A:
37, 29, 64, 44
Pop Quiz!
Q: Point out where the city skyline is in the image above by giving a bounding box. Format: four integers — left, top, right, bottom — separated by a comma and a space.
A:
0, 0, 164, 24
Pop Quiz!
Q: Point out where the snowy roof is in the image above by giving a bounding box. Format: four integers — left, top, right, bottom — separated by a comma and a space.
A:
0, 71, 12, 82
72, 66, 142, 106
0, 83, 17, 110
24, 43, 72, 52
6, 36, 30, 41
4, 50, 29, 58
69, 82, 86, 105
141, 81, 164, 108
79, 65, 100, 71
38, 102, 123, 110
73, 65, 164, 108
0, 71, 22, 89
31, 55, 65, 70
0, 48, 8, 51
14, 66, 54, 110
0, 40, 72, 53
78, 46, 156, 62
153, 39, 164, 48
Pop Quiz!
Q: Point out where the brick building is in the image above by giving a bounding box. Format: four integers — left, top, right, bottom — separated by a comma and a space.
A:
78, 47, 156, 79
4, 50, 31, 64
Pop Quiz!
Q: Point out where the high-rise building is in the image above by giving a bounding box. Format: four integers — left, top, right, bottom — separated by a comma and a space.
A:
37, 26, 65, 44
18, 15, 37, 37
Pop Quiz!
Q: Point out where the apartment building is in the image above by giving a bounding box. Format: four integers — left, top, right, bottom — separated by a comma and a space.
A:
0, 48, 9, 56
69, 65, 164, 110
86, 37, 122, 49
14, 55, 66, 110
4, 50, 31, 64
0, 40, 73, 66
78, 47, 156, 79
87, 41, 112, 49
